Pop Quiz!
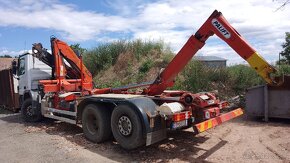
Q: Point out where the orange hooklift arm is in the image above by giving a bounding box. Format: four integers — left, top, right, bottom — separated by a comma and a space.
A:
145, 10, 281, 96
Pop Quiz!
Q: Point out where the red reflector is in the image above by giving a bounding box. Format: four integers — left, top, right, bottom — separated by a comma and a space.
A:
172, 111, 191, 122
220, 101, 229, 109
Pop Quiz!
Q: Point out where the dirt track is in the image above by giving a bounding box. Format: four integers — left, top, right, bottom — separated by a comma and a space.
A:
0, 108, 290, 163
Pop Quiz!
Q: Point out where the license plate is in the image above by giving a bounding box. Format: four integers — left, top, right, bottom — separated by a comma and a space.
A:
172, 120, 188, 129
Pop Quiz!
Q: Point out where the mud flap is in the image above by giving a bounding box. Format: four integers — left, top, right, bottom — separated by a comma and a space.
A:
146, 129, 167, 146
194, 108, 243, 133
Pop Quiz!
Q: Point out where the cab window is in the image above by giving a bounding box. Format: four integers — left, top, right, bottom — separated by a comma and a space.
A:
18, 57, 25, 76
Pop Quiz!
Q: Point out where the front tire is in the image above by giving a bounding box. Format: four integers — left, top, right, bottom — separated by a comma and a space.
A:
82, 104, 112, 143
111, 105, 145, 150
21, 98, 42, 122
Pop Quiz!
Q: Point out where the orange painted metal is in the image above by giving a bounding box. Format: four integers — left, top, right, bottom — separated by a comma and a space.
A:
145, 10, 277, 95
51, 38, 93, 83
63, 94, 76, 101
145, 36, 205, 95
40, 38, 93, 94
39, 79, 92, 93
194, 108, 243, 133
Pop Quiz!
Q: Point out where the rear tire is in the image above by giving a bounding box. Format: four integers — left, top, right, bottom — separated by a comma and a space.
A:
82, 104, 112, 143
21, 98, 42, 122
111, 105, 145, 150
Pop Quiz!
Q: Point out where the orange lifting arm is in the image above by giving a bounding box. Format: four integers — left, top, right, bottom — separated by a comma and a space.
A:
145, 10, 281, 96
51, 37, 93, 84
37, 37, 93, 93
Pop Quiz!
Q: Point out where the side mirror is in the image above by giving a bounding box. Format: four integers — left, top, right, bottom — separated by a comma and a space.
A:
12, 60, 17, 75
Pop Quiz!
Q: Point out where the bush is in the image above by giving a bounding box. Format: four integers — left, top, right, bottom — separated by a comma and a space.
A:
130, 39, 163, 59
180, 61, 210, 92
277, 64, 290, 75
227, 65, 264, 94
83, 41, 127, 76
139, 59, 154, 74
172, 62, 265, 97
84, 40, 167, 77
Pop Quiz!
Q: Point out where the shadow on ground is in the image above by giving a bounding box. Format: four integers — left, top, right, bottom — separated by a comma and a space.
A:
0, 111, 230, 162
230, 114, 290, 127
0, 107, 16, 114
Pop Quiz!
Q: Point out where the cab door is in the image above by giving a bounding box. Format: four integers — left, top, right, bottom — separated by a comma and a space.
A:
18, 55, 29, 96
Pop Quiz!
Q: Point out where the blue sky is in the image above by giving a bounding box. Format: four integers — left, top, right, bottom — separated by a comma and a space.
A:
0, 0, 289, 64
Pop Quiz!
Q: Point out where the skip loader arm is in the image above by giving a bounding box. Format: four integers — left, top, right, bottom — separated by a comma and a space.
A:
145, 10, 281, 96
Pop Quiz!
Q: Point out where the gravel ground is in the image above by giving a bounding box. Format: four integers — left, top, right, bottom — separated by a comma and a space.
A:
0, 108, 290, 163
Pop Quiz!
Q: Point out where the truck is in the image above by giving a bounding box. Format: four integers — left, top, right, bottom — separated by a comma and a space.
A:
11, 10, 284, 149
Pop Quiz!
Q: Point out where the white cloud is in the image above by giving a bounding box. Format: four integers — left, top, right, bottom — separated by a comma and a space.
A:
0, 49, 52, 57
0, 49, 28, 57
0, 0, 133, 41
132, 0, 290, 64
0, 0, 289, 64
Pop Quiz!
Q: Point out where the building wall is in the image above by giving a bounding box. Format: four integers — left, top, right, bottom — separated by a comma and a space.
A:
200, 61, 226, 68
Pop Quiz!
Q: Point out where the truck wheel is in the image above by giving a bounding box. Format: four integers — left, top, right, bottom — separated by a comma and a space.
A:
111, 105, 145, 150
82, 104, 112, 143
21, 98, 42, 122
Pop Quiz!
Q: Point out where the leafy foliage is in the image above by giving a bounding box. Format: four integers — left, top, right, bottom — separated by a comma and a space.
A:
0, 55, 12, 58
139, 59, 154, 74
172, 62, 263, 96
277, 63, 290, 75
280, 32, 290, 64
70, 43, 87, 56
83, 40, 168, 76
83, 41, 126, 76
227, 65, 264, 94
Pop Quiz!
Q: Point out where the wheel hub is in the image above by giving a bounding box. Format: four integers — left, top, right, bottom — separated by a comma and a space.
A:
27, 106, 33, 116
118, 116, 132, 136
87, 114, 98, 134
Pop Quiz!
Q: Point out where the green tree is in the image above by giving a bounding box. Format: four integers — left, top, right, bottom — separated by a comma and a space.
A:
70, 43, 87, 56
280, 32, 290, 64
0, 55, 12, 58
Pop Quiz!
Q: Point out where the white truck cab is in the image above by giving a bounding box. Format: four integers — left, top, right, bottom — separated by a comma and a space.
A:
18, 53, 51, 94
17, 53, 51, 120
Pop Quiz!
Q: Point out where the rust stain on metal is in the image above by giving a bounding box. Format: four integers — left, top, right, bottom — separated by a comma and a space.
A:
0, 58, 19, 112
269, 75, 290, 90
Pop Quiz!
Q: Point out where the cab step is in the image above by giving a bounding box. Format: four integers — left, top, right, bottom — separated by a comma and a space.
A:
43, 107, 76, 124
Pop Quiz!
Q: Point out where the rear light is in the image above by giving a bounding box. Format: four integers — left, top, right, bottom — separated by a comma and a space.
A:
172, 111, 191, 122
